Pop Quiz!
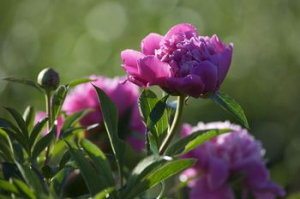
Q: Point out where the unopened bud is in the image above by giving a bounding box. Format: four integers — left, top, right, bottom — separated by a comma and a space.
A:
37, 68, 60, 92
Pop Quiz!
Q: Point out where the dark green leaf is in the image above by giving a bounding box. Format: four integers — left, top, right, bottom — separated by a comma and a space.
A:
23, 106, 36, 132
211, 92, 249, 129
29, 117, 49, 147
0, 129, 14, 162
3, 128, 28, 153
31, 124, 56, 160
166, 129, 232, 157
139, 90, 169, 153
5, 107, 29, 140
124, 159, 196, 199
93, 85, 125, 172
0, 118, 20, 133
13, 179, 36, 199
3, 77, 44, 94
50, 167, 72, 197
68, 78, 96, 87
65, 140, 104, 196
60, 109, 92, 134
51, 85, 68, 123
59, 151, 71, 169
80, 139, 114, 186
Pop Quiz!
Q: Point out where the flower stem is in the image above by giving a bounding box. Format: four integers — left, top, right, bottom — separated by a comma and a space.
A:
44, 92, 52, 166
159, 95, 185, 155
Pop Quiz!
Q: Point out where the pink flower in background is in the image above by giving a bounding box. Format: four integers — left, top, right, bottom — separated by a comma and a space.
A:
121, 23, 233, 98
62, 75, 145, 151
35, 112, 63, 138
180, 121, 285, 199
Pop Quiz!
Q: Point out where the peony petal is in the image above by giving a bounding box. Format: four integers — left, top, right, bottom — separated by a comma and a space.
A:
137, 56, 172, 86
164, 23, 199, 40
190, 178, 234, 199
215, 43, 233, 87
141, 33, 163, 55
192, 61, 218, 93
121, 50, 145, 76
166, 74, 204, 97
207, 157, 229, 190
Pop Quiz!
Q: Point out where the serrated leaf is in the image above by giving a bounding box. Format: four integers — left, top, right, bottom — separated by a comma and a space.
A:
29, 117, 49, 147
3, 77, 44, 94
5, 107, 29, 140
93, 85, 125, 175
211, 92, 249, 129
165, 129, 232, 157
68, 78, 96, 87
13, 179, 36, 199
51, 85, 68, 123
31, 124, 56, 160
65, 140, 104, 196
23, 106, 35, 132
124, 159, 196, 199
80, 139, 114, 187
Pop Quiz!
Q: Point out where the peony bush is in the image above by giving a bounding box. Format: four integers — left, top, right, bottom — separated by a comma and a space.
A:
0, 24, 284, 199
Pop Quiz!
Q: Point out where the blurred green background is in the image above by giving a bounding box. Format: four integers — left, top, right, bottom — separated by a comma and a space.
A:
0, 0, 299, 196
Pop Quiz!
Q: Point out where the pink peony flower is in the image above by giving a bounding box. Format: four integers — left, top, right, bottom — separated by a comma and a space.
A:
35, 111, 63, 138
121, 23, 233, 98
62, 75, 146, 151
180, 121, 285, 199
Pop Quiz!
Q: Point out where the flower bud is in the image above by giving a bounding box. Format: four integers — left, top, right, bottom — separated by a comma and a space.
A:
37, 68, 60, 91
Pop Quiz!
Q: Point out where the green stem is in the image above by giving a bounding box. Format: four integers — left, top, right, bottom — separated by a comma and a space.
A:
159, 95, 185, 155
43, 92, 52, 166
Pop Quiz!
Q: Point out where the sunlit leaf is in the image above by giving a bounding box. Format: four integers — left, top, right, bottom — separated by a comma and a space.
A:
68, 78, 96, 87
23, 106, 35, 132
211, 92, 249, 129
51, 85, 68, 123
3, 77, 44, 94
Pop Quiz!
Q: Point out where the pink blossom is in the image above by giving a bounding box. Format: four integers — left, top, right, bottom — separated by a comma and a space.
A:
121, 24, 233, 98
180, 121, 285, 199
62, 76, 145, 151
35, 111, 63, 138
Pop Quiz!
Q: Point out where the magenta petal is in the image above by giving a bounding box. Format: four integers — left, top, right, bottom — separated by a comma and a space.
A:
207, 157, 229, 190
190, 178, 234, 199
214, 43, 233, 86
166, 75, 204, 97
137, 56, 172, 86
164, 23, 199, 40
192, 61, 218, 93
141, 33, 163, 55
121, 50, 145, 76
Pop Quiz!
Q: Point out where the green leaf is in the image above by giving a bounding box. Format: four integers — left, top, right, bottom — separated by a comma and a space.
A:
0, 129, 14, 162
15, 163, 47, 196
139, 90, 169, 153
94, 187, 115, 199
2, 127, 28, 153
29, 117, 49, 147
124, 155, 168, 193
3, 77, 44, 94
23, 106, 36, 132
0, 179, 18, 194
50, 167, 72, 197
211, 92, 249, 129
5, 107, 29, 140
93, 85, 125, 173
60, 109, 92, 137
65, 140, 104, 196
59, 151, 71, 169
80, 139, 115, 187
51, 85, 68, 123
68, 78, 96, 87
13, 179, 36, 199
166, 129, 232, 157
124, 158, 196, 199
31, 124, 56, 160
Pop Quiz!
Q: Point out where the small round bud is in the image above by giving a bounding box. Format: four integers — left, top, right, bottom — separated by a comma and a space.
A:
37, 68, 60, 91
